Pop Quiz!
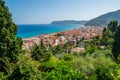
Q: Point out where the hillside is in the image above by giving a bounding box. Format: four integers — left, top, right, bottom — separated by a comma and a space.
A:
51, 20, 87, 25
85, 9, 120, 27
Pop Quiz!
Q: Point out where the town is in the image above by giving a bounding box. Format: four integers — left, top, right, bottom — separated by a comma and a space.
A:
22, 26, 103, 52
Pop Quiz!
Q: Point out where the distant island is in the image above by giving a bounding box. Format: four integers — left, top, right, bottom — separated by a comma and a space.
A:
51, 20, 87, 25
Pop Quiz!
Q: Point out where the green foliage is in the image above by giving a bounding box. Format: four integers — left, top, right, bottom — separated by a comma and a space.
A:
54, 53, 65, 60
45, 61, 85, 80
85, 43, 98, 54
112, 26, 120, 59
108, 20, 118, 33
8, 58, 43, 80
0, 0, 22, 63
101, 21, 119, 47
0, 72, 4, 80
0, 57, 14, 75
71, 49, 115, 76
50, 42, 73, 55
117, 55, 120, 63
103, 28, 107, 33
101, 29, 113, 46
63, 54, 73, 61
31, 44, 51, 62
51, 45, 64, 55
88, 74, 97, 80
40, 56, 59, 72
111, 64, 120, 79
95, 66, 113, 80
63, 42, 73, 53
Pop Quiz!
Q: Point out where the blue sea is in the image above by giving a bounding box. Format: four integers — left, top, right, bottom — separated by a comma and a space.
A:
17, 24, 81, 38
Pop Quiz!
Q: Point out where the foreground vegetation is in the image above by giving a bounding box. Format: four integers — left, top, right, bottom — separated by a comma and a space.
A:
0, 0, 120, 80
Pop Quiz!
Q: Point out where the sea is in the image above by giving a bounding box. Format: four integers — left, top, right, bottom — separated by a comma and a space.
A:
17, 24, 81, 38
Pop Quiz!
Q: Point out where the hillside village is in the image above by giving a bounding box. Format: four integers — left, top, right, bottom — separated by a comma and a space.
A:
23, 27, 103, 52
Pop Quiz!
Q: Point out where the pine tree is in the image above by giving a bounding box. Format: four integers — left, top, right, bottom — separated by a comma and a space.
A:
112, 26, 120, 59
0, 0, 22, 63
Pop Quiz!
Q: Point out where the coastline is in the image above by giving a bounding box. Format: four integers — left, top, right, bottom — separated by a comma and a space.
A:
18, 24, 82, 39
22, 25, 84, 40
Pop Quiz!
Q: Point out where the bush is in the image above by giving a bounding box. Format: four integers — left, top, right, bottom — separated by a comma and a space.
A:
88, 74, 97, 80
40, 56, 59, 72
45, 61, 85, 80
110, 64, 120, 79
95, 66, 113, 80
7, 59, 43, 80
31, 44, 51, 62
71, 49, 116, 77
63, 54, 73, 61
0, 72, 4, 80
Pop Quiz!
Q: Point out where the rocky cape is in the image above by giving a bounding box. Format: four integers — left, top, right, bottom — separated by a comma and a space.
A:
51, 20, 87, 25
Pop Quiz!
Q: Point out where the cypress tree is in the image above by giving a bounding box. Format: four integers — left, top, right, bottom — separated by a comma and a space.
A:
0, 0, 22, 63
108, 20, 118, 33
112, 26, 120, 59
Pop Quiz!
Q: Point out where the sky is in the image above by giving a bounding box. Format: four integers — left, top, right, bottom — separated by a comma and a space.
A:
5, 0, 120, 24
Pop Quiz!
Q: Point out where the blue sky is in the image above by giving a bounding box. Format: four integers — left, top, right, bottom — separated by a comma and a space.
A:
5, 0, 120, 24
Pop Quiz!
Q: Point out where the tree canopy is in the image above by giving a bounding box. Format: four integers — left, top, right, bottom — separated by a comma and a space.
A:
112, 26, 120, 59
0, 0, 23, 76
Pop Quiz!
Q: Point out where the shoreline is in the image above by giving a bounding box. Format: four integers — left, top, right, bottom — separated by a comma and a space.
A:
22, 26, 102, 40
18, 24, 84, 39
22, 25, 83, 39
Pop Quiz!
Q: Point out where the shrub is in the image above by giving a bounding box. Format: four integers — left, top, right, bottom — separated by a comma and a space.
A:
0, 72, 4, 80
45, 61, 85, 80
63, 54, 73, 61
88, 74, 97, 80
95, 66, 113, 80
7, 59, 43, 80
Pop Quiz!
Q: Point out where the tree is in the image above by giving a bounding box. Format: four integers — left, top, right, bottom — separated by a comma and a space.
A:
0, 72, 4, 80
51, 45, 63, 55
0, 57, 13, 75
8, 59, 43, 80
108, 20, 118, 33
101, 29, 113, 46
103, 28, 107, 33
112, 26, 120, 59
0, 0, 23, 63
31, 44, 51, 62
95, 66, 113, 80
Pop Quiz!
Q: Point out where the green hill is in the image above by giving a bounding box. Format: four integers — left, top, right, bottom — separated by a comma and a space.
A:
85, 10, 120, 27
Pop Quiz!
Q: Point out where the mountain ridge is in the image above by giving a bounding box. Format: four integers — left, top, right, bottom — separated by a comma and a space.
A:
85, 9, 120, 27
51, 10, 120, 27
